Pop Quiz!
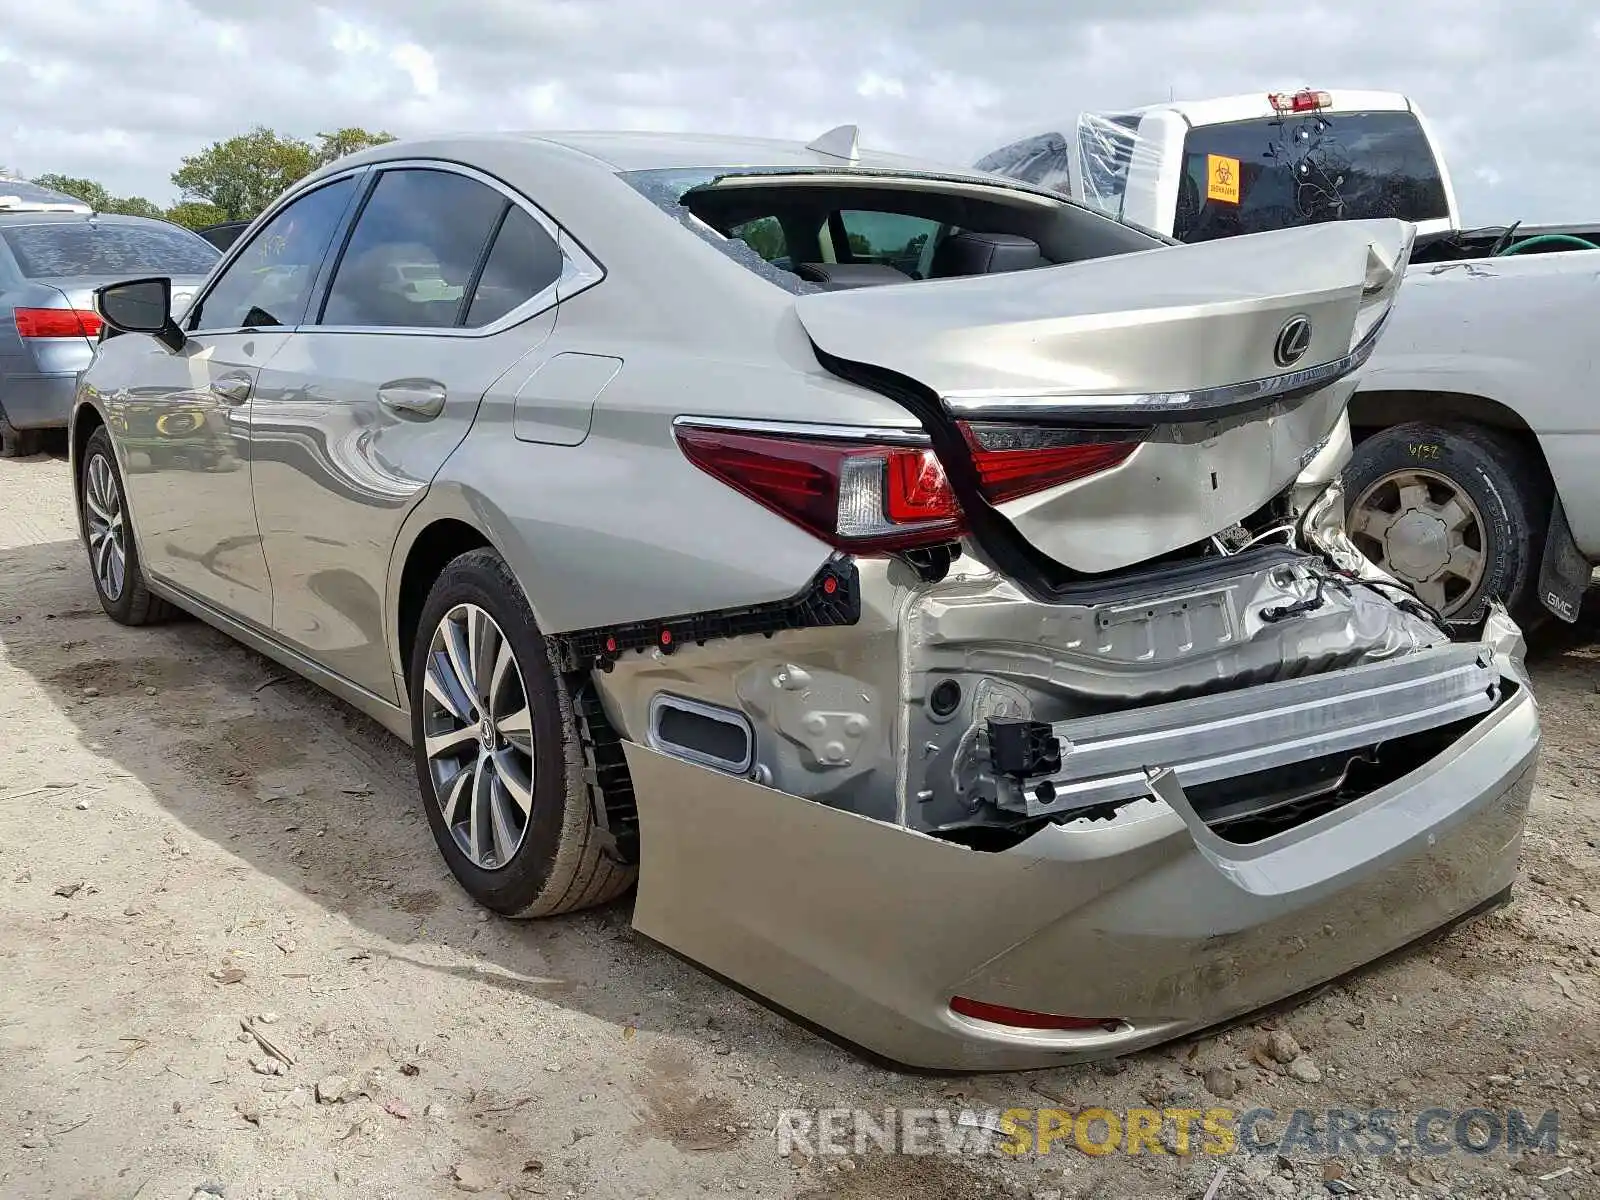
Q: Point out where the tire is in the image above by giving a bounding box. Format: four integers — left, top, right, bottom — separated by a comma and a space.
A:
1343, 422, 1550, 627
79, 426, 176, 625
0, 411, 42, 459
409, 548, 635, 917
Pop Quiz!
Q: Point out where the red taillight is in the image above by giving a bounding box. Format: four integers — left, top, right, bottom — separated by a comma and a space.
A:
675, 425, 963, 553
14, 307, 101, 339
959, 422, 1137, 503
1268, 88, 1332, 114
676, 421, 1139, 551
949, 996, 1121, 1031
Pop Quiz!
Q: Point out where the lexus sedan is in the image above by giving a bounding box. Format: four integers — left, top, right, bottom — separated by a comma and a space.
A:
0, 180, 217, 455
69, 129, 1539, 1071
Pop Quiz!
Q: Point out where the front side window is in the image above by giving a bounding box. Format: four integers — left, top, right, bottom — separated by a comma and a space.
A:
189, 176, 357, 331
318, 169, 506, 329
1174, 110, 1449, 243
1, 221, 218, 279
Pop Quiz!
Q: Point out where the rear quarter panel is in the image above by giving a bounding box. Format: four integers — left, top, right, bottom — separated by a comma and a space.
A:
390, 154, 934, 649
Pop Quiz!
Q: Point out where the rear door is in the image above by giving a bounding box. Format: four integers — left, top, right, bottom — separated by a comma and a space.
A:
251, 164, 571, 700
107, 177, 360, 625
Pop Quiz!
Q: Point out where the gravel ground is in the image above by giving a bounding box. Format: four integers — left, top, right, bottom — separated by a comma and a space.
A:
1, 444, 1597, 1200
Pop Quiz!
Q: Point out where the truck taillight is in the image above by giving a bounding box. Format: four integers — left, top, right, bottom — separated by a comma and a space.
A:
676, 421, 1140, 553
14, 307, 101, 339
1268, 89, 1332, 114
674, 425, 964, 553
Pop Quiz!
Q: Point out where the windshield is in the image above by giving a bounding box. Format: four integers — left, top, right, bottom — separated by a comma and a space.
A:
1, 220, 219, 279
1173, 110, 1448, 242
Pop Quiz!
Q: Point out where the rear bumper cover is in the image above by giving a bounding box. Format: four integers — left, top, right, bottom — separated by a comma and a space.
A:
0, 371, 78, 430
627, 666, 1537, 1070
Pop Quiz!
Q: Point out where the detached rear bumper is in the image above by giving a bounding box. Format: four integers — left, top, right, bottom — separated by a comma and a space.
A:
627, 667, 1537, 1070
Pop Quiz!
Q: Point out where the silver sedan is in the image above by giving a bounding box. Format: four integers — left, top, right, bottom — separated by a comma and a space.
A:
70, 129, 1538, 1070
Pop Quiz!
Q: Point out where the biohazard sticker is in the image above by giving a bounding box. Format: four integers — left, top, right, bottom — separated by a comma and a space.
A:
1206, 154, 1241, 204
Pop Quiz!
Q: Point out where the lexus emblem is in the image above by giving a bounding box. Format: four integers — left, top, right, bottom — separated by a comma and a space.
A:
1273, 315, 1313, 368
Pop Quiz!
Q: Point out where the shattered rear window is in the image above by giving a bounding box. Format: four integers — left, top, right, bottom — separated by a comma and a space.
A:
620, 164, 1081, 294
1, 220, 219, 279
621, 167, 821, 294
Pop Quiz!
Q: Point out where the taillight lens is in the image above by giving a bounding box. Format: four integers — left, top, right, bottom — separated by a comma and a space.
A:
675, 425, 964, 553
15, 307, 101, 339
959, 422, 1137, 503
1268, 88, 1332, 113
676, 421, 1140, 552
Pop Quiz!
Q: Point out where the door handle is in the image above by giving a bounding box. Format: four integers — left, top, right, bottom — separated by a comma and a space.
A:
377, 379, 448, 420
211, 373, 253, 404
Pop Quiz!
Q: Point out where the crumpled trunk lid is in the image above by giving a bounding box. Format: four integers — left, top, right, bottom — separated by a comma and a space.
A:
796, 219, 1412, 574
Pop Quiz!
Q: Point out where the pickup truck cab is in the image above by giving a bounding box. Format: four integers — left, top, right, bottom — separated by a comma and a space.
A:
976, 88, 1460, 242
977, 91, 1598, 631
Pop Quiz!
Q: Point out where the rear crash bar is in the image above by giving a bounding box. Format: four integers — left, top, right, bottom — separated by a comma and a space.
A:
988, 643, 1501, 818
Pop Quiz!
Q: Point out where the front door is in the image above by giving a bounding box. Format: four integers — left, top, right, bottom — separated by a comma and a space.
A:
107, 329, 285, 625
118, 173, 362, 625
252, 165, 567, 700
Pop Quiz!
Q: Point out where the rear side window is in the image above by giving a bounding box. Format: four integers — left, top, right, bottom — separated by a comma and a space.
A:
319, 169, 505, 329
190, 177, 357, 331
464, 206, 564, 327
1174, 110, 1449, 242
1, 222, 218, 279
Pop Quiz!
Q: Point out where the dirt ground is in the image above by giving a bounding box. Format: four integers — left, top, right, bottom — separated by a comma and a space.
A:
2, 444, 1598, 1200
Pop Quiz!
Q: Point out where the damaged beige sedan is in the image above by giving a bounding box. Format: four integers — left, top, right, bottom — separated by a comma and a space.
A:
75, 130, 1538, 1072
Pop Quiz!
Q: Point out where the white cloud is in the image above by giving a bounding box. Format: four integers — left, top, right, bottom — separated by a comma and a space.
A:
390, 43, 439, 99
0, 0, 1594, 222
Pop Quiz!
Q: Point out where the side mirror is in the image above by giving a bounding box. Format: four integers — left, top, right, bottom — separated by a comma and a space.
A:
95, 277, 185, 352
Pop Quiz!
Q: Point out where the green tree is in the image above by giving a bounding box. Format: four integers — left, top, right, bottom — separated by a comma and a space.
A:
32, 173, 112, 210
31, 173, 168, 218
171, 126, 317, 221
313, 127, 396, 168
163, 200, 229, 230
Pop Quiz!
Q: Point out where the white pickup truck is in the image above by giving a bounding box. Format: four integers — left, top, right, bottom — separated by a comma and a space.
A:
976, 89, 1598, 629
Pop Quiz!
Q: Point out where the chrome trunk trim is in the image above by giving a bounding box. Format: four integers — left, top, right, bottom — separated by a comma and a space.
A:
942, 310, 1389, 423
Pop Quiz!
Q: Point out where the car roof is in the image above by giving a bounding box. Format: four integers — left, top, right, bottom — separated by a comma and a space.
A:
0, 211, 192, 229
332, 128, 992, 182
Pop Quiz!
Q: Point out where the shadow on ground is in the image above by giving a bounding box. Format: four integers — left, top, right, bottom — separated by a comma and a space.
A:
0, 534, 880, 1089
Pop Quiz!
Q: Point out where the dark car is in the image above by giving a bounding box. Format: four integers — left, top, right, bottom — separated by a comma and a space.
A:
0, 179, 219, 454
197, 220, 251, 252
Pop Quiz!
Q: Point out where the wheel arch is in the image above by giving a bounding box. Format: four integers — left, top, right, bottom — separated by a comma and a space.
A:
386, 484, 553, 693
68, 401, 110, 546
1348, 388, 1540, 443
1347, 387, 1557, 503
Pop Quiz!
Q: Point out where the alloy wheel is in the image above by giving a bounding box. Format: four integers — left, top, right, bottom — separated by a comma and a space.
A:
420, 603, 536, 870
84, 453, 128, 601
1348, 468, 1487, 616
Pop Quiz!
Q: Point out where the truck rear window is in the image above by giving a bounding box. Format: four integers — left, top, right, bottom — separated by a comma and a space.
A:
1, 221, 219, 279
1174, 110, 1448, 243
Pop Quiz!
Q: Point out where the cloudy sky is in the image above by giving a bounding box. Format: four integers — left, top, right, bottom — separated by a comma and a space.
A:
1, 0, 1594, 224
